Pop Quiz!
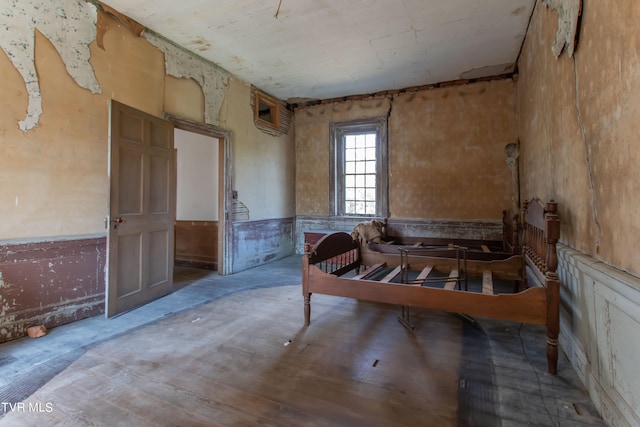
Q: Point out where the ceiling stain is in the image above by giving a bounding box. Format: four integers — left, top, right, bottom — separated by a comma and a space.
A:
512, 6, 526, 16
187, 37, 212, 52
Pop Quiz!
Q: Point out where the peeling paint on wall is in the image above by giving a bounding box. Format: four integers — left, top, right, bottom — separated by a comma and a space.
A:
542, 0, 582, 58
0, 0, 102, 131
0, 272, 16, 321
144, 32, 229, 125
0, 237, 106, 343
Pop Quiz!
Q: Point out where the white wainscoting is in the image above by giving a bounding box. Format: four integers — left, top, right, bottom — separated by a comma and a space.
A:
557, 244, 640, 427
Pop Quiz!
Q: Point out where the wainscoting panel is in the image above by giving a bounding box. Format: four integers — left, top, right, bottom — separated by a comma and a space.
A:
175, 221, 218, 270
0, 236, 106, 343
557, 244, 640, 427
232, 217, 294, 273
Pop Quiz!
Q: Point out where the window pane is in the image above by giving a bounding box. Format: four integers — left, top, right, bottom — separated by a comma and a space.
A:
355, 162, 365, 174
355, 201, 365, 214
345, 188, 355, 200
365, 133, 376, 147
345, 201, 355, 214
355, 147, 365, 161
365, 147, 376, 160
365, 202, 376, 214
365, 189, 376, 200
365, 174, 376, 187
345, 148, 355, 161
345, 135, 356, 149
365, 160, 376, 173
355, 175, 365, 187
345, 175, 355, 187
345, 161, 355, 174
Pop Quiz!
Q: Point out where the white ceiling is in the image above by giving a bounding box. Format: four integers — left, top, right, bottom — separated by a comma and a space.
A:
99, 0, 535, 103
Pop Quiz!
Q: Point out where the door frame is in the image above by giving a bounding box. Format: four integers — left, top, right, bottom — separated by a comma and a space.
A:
165, 113, 233, 275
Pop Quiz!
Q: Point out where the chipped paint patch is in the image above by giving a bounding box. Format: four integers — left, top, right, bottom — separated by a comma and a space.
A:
543, 0, 582, 58
0, 272, 16, 319
144, 32, 229, 125
0, 0, 102, 131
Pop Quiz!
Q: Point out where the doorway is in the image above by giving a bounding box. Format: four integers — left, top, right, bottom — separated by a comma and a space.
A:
166, 113, 232, 275
174, 129, 219, 271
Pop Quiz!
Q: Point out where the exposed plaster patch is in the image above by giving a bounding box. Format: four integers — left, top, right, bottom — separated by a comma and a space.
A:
95, 2, 144, 50
144, 32, 229, 125
0, 0, 102, 131
505, 142, 521, 209
542, 0, 582, 58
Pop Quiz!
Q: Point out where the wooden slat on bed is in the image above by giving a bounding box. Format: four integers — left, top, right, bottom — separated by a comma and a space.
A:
413, 265, 434, 285
352, 263, 385, 280
482, 270, 493, 295
381, 266, 402, 283
443, 270, 459, 291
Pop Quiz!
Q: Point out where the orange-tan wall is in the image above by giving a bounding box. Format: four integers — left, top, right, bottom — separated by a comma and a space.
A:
517, 1, 639, 275
295, 79, 517, 221
517, 3, 640, 426
0, 13, 295, 242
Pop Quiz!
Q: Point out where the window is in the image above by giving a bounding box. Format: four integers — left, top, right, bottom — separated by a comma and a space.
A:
253, 89, 280, 130
330, 117, 388, 217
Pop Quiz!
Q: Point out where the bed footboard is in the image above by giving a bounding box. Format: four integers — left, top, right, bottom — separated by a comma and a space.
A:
302, 232, 360, 325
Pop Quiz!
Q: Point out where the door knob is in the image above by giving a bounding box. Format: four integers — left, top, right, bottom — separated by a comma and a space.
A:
111, 217, 125, 229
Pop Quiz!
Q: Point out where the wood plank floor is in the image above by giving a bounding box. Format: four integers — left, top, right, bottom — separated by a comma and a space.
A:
0, 263, 604, 426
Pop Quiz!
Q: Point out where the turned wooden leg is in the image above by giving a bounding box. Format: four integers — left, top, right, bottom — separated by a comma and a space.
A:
304, 294, 311, 326
547, 335, 558, 375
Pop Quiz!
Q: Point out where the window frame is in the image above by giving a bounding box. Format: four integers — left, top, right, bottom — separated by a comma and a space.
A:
253, 90, 280, 130
330, 117, 388, 217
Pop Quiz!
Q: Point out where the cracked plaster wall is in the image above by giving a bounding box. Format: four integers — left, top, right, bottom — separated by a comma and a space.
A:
517, 4, 640, 426
517, 0, 640, 276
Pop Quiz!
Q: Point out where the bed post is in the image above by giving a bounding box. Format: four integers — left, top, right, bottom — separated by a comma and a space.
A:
544, 200, 560, 375
302, 242, 312, 326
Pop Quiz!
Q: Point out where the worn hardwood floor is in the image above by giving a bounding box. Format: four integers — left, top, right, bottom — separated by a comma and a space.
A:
0, 262, 603, 426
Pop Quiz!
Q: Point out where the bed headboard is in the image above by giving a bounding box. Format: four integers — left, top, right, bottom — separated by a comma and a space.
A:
304, 232, 360, 276
522, 198, 560, 281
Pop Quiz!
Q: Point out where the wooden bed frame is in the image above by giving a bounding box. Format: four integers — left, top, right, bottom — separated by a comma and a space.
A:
362, 208, 521, 263
302, 198, 561, 374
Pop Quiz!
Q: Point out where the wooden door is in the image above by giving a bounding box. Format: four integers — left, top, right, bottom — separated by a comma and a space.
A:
107, 100, 175, 317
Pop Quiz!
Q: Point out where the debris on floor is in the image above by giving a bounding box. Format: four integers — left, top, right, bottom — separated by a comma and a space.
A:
27, 325, 47, 338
